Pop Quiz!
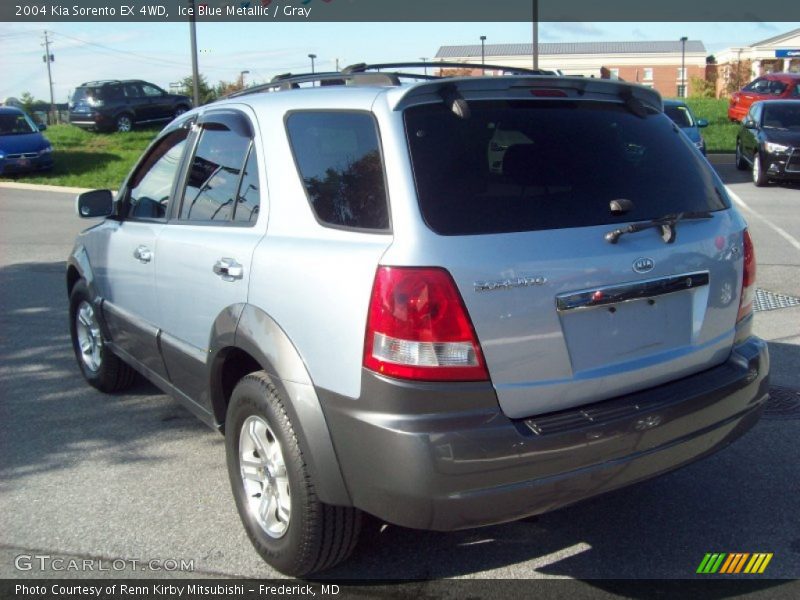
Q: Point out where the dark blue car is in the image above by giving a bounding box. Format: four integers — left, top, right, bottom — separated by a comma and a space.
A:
0, 107, 54, 174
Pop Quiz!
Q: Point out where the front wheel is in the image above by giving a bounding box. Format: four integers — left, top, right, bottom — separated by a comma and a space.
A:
69, 280, 135, 392
225, 372, 362, 576
752, 152, 769, 187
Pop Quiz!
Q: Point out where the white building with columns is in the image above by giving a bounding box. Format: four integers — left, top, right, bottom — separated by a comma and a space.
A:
714, 28, 800, 96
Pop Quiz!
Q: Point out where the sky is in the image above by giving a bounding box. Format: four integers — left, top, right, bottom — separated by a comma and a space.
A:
1, 21, 798, 102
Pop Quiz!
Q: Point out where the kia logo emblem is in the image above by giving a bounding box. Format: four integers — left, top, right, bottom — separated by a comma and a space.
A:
633, 257, 655, 273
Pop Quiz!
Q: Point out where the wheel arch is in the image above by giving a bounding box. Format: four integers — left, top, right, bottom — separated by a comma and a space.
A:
208, 304, 352, 506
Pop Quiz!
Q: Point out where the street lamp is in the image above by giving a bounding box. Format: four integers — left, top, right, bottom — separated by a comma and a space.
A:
420, 57, 427, 76
480, 35, 486, 74
680, 36, 688, 98
239, 70, 250, 88
308, 53, 317, 74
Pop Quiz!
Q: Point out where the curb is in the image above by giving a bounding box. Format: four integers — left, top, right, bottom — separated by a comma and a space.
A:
0, 181, 91, 194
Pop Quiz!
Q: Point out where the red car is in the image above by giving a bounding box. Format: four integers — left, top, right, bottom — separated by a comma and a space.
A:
728, 73, 800, 122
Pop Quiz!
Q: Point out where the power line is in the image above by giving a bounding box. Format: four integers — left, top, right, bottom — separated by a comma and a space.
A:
50, 30, 193, 69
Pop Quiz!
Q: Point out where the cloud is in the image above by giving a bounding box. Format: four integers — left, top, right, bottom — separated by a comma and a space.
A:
753, 22, 778, 32
549, 22, 605, 37
631, 28, 648, 40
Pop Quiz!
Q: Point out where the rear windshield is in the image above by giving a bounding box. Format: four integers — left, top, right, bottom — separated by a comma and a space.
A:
72, 87, 101, 102
72, 85, 122, 102
404, 100, 729, 235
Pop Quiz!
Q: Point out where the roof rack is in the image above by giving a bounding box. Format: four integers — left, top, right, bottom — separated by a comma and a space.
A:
79, 80, 122, 86
222, 61, 555, 100
343, 61, 554, 76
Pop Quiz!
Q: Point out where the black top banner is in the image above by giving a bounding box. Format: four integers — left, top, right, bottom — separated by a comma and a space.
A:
5, 0, 800, 22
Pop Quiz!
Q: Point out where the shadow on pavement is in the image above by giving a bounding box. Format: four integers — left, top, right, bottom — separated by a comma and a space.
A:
0, 261, 211, 485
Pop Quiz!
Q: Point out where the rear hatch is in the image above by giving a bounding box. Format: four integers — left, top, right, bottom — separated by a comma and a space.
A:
70, 86, 108, 114
403, 92, 743, 418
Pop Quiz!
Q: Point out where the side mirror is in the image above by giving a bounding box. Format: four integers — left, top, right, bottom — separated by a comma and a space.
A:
76, 189, 114, 218
696, 119, 708, 128
744, 119, 757, 129
38, 123, 47, 131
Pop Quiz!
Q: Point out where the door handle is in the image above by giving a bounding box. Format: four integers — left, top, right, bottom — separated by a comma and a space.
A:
213, 258, 243, 281
133, 245, 152, 263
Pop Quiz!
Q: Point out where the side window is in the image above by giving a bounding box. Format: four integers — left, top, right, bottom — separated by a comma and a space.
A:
769, 80, 787, 95
286, 112, 389, 231
105, 85, 124, 102
124, 83, 141, 98
742, 79, 761, 92
233, 147, 260, 224
142, 84, 163, 97
126, 128, 189, 219
180, 123, 251, 222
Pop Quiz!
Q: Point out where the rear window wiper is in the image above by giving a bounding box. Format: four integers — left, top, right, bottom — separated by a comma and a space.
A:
604, 211, 713, 244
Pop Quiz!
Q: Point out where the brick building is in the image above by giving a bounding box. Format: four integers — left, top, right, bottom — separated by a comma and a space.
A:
434, 40, 707, 98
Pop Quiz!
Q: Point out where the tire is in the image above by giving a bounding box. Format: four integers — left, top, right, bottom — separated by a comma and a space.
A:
752, 152, 768, 187
735, 140, 748, 170
69, 280, 136, 393
115, 114, 133, 133
225, 372, 362, 576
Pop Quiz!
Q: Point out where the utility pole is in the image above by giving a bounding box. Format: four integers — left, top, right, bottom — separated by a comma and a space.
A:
188, 0, 201, 106
42, 31, 56, 124
480, 36, 486, 74
680, 36, 688, 98
532, 0, 539, 70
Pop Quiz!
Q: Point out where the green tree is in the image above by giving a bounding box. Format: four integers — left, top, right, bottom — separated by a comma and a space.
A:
179, 74, 216, 105
214, 79, 244, 98
19, 91, 37, 114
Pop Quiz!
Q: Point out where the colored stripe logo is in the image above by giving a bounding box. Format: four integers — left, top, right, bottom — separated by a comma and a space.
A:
697, 553, 773, 574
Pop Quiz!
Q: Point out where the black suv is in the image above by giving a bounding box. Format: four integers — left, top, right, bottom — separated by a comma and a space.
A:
69, 80, 192, 133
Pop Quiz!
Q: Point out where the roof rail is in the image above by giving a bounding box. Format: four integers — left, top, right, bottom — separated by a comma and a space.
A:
221, 60, 556, 100
343, 61, 555, 76
79, 80, 122, 86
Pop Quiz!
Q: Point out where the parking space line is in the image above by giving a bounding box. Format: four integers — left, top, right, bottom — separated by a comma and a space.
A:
727, 187, 800, 252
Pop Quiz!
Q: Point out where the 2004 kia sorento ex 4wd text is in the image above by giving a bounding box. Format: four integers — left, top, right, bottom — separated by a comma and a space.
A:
66, 64, 770, 577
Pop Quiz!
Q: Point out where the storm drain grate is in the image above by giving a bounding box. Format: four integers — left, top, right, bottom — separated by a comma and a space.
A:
763, 387, 800, 421
753, 288, 800, 313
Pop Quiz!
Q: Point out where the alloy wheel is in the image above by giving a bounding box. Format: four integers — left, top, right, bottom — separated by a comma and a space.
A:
116, 116, 132, 132
239, 415, 291, 538
75, 301, 103, 372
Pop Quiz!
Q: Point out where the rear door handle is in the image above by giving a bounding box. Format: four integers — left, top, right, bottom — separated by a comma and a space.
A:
213, 258, 243, 281
133, 245, 152, 263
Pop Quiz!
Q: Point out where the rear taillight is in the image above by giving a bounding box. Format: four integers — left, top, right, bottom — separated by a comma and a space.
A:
737, 229, 756, 323
363, 266, 489, 382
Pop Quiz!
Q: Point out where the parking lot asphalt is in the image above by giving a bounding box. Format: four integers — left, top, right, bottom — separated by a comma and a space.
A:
0, 167, 798, 585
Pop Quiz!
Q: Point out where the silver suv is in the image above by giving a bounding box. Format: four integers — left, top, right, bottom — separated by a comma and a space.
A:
68, 63, 769, 576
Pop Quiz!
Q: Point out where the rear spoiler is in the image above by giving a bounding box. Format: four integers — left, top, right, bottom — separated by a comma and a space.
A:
386, 76, 663, 114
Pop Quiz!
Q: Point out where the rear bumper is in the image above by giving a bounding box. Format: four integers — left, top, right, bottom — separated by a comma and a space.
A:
321, 337, 769, 530
69, 112, 113, 130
